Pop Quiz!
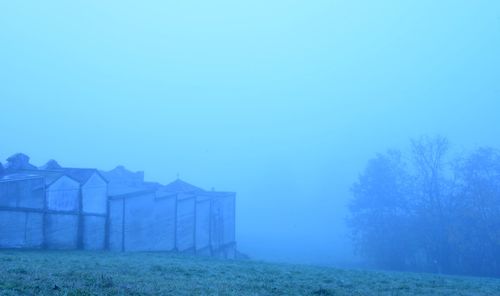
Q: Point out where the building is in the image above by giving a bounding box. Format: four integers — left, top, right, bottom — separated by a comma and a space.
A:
0, 153, 236, 258
0, 174, 45, 248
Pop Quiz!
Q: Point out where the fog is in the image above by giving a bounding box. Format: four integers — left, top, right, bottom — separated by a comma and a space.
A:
1, 1, 499, 266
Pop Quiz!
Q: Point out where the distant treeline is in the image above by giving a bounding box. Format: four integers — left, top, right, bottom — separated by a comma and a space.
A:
349, 136, 500, 277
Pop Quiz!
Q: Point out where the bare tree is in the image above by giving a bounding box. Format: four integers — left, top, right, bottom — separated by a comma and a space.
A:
411, 135, 452, 273
348, 150, 415, 270
453, 148, 500, 276
349, 137, 500, 277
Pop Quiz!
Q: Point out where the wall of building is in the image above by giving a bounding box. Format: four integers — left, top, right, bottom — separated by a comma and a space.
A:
108, 197, 124, 251
0, 174, 236, 258
83, 215, 106, 250
108, 191, 159, 252
82, 173, 107, 214
0, 177, 45, 209
46, 176, 79, 212
195, 197, 211, 254
210, 194, 236, 259
154, 195, 176, 251
176, 194, 196, 252
123, 191, 157, 251
222, 195, 236, 246
44, 176, 80, 250
0, 210, 44, 248
81, 173, 107, 250
45, 213, 79, 249
0, 178, 45, 248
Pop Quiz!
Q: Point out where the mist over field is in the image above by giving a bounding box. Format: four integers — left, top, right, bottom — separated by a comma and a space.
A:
1, 0, 500, 273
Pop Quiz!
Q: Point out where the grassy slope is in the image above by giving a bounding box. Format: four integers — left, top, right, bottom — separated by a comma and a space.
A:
0, 251, 499, 296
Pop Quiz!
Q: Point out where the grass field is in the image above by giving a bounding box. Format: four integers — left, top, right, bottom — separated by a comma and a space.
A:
0, 250, 499, 295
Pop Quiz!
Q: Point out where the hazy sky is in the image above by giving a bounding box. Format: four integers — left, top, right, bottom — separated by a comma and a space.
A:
1, 1, 499, 264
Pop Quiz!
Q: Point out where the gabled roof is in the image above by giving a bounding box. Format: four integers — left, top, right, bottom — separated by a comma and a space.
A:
107, 178, 160, 198
156, 179, 236, 200
108, 183, 145, 196
161, 179, 206, 194
57, 168, 108, 184
34, 171, 67, 186
6, 166, 103, 186
198, 190, 236, 198
108, 183, 156, 198
39, 159, 62, 170
100, 165, 144, 187
0, 169, 75, 186
102, 165, 163, 198
143, 181, 162, 191
0, 173, 44, 183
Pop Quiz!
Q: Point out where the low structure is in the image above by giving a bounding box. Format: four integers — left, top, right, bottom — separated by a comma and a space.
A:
0, 175, 45, 248
155, 180, 236, 257
0, 154, 237, 258
59, 167, 108, 250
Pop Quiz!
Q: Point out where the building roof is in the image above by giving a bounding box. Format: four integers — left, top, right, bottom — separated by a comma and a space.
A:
100, 165, 144, 187
102, 165, 163, 198
198, 190, 236, 198
156, 179, 235, 200
0, 173, 44, 183
108, 183, 150, 196
57, 168, 108, 184
1, 154, 236, 201
161, 179, 206, 194
4, 161, 108, 185
39, 159, 62, 170
0, 169, 71, 186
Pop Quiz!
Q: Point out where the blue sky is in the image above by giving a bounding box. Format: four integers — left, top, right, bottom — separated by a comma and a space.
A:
1, 1, 499, 264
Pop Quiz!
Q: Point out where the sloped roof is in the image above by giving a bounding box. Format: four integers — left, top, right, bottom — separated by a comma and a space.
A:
102, 165, 163, 198
6, 165, 102, 186
39, 159, 62, 170
107, 180, 161, 198
58, 168, 108, 184
108, 184, 144, 196
1, 169, 71, 186
161, 179, 206, 194
0, 173, 43, 183
143, 181, 162, 191
100, 165, 144, 187
198, 190, 236, 198
156, 179, 236, 200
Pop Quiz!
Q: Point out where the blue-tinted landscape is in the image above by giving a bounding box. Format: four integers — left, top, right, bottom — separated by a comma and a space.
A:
1, 1, 500, 295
